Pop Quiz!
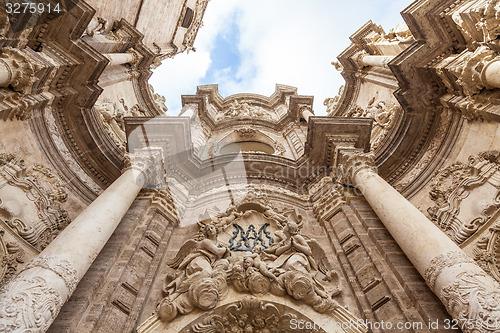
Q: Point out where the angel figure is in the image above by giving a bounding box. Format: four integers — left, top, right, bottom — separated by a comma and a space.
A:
163, 222, 229, 300
243, 246, 280, 281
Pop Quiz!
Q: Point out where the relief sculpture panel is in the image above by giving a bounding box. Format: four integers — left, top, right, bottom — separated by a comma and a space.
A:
157, 207, 342, 323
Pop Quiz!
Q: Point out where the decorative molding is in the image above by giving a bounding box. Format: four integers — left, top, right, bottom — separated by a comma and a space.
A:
0, 153, 70, 251
21, 255, 78, 294
0, 275, 63, 332
427, 151, 500, 244
441, 271, 500, 333
424, 251, 476, 289
0, 230, 24, 287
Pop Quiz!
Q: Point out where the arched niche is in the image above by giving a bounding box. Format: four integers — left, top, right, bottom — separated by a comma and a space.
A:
137, 295, 367, 333
217, 129, 284, 156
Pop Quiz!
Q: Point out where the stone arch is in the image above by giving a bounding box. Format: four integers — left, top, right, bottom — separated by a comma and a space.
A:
137, 295, 366, 333
217, 129, 285, 156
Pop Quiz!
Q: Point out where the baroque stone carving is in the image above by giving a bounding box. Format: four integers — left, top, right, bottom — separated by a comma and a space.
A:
180, 297, 326, 333
441, 271, 500, 333
20, 255, 79, 294
148, 84, 168, 114
158, 207, 341, 323
84, 16, 112, 36
94, 100, 126, 147
428, 151, 500, 244
216, 100, 273, 121
473, 222, 500, 282
424, 251, 476, 289
324, 85, 344, 116
0, 275, 63, 332
344, 99, 401, 150
0, 154, 70, 251
183, 0, 210, 50
123, 148, 166, 189
339, 152, 376, 185
0, 47, 43, 94
449, 46, 497, 96
0, 230, 24, 287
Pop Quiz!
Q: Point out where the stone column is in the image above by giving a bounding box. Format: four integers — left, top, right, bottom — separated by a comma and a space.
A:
353, 51, 394, 69
103, 50, 141, 67
0, 148, 165, 333
339, 151, 500, 333
300, 106, 314, 122
482, 57, 500, 89
0, 47, 39, 93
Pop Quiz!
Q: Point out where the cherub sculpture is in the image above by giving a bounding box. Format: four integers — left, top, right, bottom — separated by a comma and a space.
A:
158, 222, 229, 322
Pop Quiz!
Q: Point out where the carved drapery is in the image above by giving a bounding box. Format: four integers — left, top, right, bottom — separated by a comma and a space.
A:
427, 151, 500, 245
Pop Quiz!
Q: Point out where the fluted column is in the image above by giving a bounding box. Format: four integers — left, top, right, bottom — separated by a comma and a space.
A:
339, 151, 500, 333
0, 147, 165, 332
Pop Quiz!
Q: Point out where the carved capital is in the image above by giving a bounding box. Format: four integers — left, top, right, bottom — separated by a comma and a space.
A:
0, 47, 43, 94
123, 147, 166, 189
338, 151, 376, 184
21, 255, 79, 294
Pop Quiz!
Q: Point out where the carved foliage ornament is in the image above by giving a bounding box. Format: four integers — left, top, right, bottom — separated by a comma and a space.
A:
428, 151, 500, 244
123, 148, 166, 189
0, 230, 24, 288
0, 153, 70, 251
158, 207, 341, 323
180, 297, 326, 333
441, 271, 500, 333
0, 275, 63, 332
473, 221, 500, 282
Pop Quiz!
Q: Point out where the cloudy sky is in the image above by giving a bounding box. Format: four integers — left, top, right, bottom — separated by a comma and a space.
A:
150, 0, 415, 116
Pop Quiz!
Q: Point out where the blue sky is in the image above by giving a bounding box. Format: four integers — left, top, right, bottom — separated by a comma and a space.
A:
150, 0, 416, 116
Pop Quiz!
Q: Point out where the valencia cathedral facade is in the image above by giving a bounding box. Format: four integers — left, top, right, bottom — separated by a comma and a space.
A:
0, 0, 499, 332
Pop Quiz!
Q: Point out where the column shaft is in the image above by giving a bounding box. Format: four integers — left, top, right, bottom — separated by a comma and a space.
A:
361, 55, 394, 68
103, 52, 135, 66
482, 58, 500, 89
0, 168, 146, 332
343, 152, 500, 332
0, 58, 12, 86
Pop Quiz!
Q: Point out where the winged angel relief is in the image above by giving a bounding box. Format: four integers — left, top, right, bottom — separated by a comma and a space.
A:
157, 207, 341, 322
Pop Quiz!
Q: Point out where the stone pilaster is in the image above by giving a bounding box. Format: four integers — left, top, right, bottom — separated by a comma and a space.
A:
339, 150, 500, 333
0, 147, 165, 333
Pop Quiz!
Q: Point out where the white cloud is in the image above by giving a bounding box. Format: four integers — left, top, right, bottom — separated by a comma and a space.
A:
151, 0, 415, 115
